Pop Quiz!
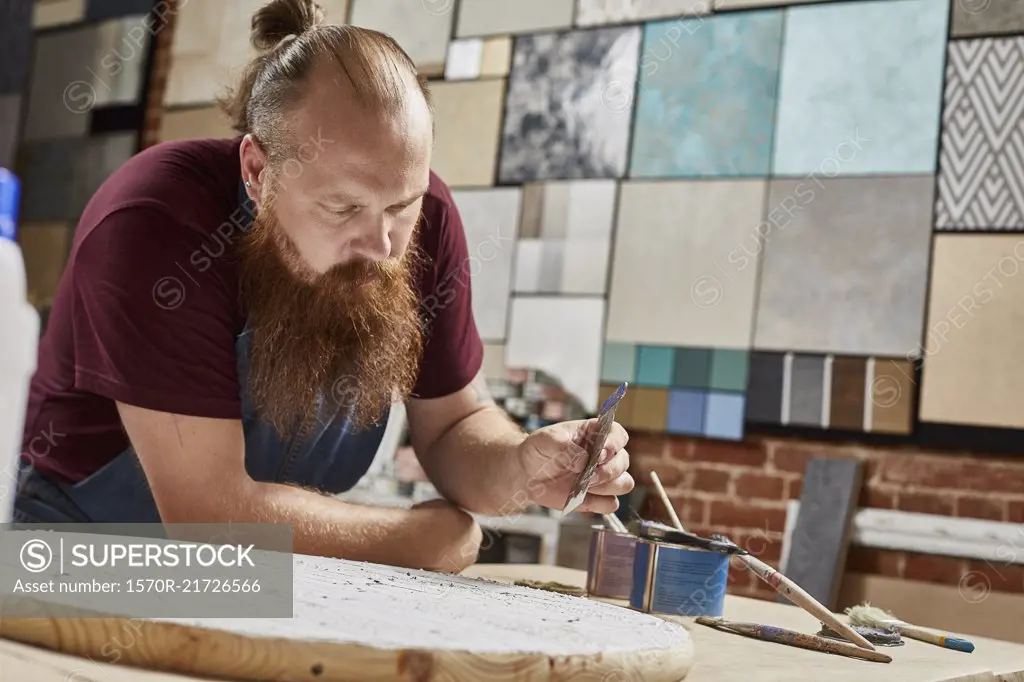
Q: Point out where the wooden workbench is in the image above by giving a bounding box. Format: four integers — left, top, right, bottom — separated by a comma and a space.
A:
2, 563, 1023, 681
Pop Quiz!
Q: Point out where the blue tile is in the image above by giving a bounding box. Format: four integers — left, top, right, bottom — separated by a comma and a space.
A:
629, 11, 784, 178
668, 389, 707, 435
704, 392, 745, 440
636, 345, 675, 387
772, 0, 949, 175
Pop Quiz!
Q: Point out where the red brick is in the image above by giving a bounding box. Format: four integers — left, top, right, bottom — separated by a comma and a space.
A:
897, 491, 955, 516
631, 454, 683, 488
903, 553, 965, 586
692, 467, 732, 494
667, 438, 695, 461
956, 495, 1007, 521
735, 472, 786, 500
658, 495, 708, 527
686, 440, 768, 468
878, 456, 1024, 494
771, 446, 815, 473
966, 559, 1024, 594
846, 547, 903, 578
1008, 500, 1024, 523
786, 478, 803, 500
859, 485, 897, 509
733, 531, 782, 563
628, 433, 669, 458
727, 561, 756, 589
708, 501, 787, 533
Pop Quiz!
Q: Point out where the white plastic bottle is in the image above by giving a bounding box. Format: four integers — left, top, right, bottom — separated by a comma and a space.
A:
0, 168, 40, 523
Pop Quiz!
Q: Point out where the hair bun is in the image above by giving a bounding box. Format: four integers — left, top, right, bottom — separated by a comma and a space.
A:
251, 0, 325, 52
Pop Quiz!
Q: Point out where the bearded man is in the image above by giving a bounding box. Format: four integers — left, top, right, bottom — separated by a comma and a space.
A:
14, 0, 633, 571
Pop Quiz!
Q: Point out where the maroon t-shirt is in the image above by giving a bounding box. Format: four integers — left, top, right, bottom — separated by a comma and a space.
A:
22, 137, 483, 485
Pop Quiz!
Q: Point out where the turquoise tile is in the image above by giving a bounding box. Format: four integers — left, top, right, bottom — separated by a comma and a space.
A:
709, 349, 749, 392
601, 342, 636, 383
667, 389, 707, 435
704, 392, 746, 440
636, 345, 675, 387
674, 347, 712, 389
629, 11, 784, 178
772, 0, 949, 175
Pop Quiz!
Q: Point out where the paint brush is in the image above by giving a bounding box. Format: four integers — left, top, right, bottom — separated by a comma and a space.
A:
649, 471, 685, 531
696, 617, 892, 664
846, 603, 975, 653
602, 513, 628, 534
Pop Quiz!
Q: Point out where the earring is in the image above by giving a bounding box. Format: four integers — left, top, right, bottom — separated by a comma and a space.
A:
245, 180, 251, 187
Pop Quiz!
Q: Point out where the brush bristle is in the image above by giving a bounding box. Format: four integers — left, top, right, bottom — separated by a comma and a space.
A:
845, 603, 906, 628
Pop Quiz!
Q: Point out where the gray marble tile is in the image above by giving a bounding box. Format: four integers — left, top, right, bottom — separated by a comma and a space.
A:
0, 0, 34, 94
753, 176, 934, 357
23, 24, 100, 140
456, 0, 575, 37
499, 27, 641, 182
0, 95, 21, 169
788, 354, 825, 427
17, 137, 85, 222
952, 0, 1024, 37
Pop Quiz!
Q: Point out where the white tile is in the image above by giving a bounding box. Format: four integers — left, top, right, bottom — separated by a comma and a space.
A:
450, 187, 522, 342
576, 0, 710, 25
445, 39, 483, 80
506, 296, 606, 411
350, 0, 453, 76
456, 0, 575, 37
514, 240, 544, 292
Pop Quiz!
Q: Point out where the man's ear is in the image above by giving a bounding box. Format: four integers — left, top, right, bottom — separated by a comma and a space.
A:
239, 134, 269, 208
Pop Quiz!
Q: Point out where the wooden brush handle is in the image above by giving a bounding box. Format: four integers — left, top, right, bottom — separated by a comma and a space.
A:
899, 625, 975, 652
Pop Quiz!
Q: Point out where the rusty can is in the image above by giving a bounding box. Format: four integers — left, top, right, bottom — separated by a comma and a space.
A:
586, 526, 637, 599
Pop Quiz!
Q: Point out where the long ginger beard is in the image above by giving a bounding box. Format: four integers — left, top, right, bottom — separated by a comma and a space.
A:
236, 189, 425, 439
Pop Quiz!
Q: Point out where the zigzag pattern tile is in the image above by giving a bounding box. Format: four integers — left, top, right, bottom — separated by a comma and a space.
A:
937, 38, 1024, 230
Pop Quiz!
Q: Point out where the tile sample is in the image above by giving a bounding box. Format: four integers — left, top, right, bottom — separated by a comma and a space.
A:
674, 347, 712, 389
85, 0, 153, 22
506, 297, 606, 411
22, 24, 100, 140
919, 236, 1024, 430
709, 349, 748, 392
714, 0, 833, 8
18, 223, 73, 305
349, 0, 453, 77
601, 342, 637, 383
0, 95, 21, 168
456, 0, 575, 37
607, 179, 766, 348
952, 0, 1024, 37
636, 346, 675, 387
445, 39, 485, 80
936, 38, 1024, 230
667, 389, 707, 435
753, 177, 934, 357
788, 354, 826, 427
576, 0, 710, 25
479, 37, 513, 77
628, 387, 669, 432
92, 16, 152, 107
482, 343, 506, 379
159, 106, 237, 142
868, 359, 915, 435
449, 187, 522, 342
33, 0, 86, 28
829, 357, 866, 431
513, 180, 617, 294
704, 392, 745, 440
73, 133, 137, 214
629, 12, 783, 178
772, 0, 948, 175
499, 27, 641, 182
745, 351, 784, 424
17, 138, 84, 222
0, 0, 33, 94
431, 79, 505, 187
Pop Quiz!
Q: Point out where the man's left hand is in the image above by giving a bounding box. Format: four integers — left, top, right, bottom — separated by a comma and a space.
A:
514, 419, 634, 514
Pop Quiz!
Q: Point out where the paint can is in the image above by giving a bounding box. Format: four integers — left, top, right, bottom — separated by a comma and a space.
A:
629, 538, 731, 617
586, 526, 636, 599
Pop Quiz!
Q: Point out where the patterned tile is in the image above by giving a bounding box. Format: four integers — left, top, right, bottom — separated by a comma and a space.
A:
673, 348, 712, 389
0, 95, 20, 168
33, 0, 85, 28
868, 358, 915, 435
952, 0, 1024, 38
601, 342, 636, 383
431, 79, 506, 187
18, 222, 73, 305
0, 0, 33, 94
349, 0, 453, 77
456, 0, 575, 37
84, 0, 153, 21
498, 27, 641, 182
513, 180, 617, 294
829, 356, 867, 431
772, 0, 948, 175
919, 236, 1024, 430
628, 387, 669, 431
753, 177, 934, 357
159, 106, 237, 142
449, 187, 522, 342
936, 38, 1024, 230
506, 297, 606, 412
607, 179, 766, 348
745, 351, 784, 424
577, 0, 709, 25
636, 346, 675, 387
708, 349, 748, 392
704, 392, 745, 440
667, 389, 707, 435
788, 353, 826, 427
629, 12, 783, 178
24, 25, 101, 140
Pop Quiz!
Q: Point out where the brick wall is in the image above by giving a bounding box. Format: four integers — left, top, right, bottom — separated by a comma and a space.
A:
629, 433, 1024, 602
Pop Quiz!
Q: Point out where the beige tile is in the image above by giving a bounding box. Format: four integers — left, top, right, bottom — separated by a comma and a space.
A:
18, 223, 73, 306
919, 236, 1024, 430
33, 0, 85, 28
159, 106, 237, 142
456, 0, 574, 37
430, 79, 505, 187
606, 179, 766, 349
349, 0, 452, 77
480, 37, 512, 77
482, 343, 506, 378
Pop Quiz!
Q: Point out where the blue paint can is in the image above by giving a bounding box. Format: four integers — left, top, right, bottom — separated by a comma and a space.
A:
629, 538, 731, 617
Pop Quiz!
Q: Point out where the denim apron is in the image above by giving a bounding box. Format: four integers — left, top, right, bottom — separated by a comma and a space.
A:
13, 182, 389, 523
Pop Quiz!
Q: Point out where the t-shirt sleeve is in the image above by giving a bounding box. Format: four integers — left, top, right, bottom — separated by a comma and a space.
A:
411, 188, 485, 400
71, 206, 243, 418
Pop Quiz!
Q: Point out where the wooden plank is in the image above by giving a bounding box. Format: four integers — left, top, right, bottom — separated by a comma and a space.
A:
779, 457, 863, 610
